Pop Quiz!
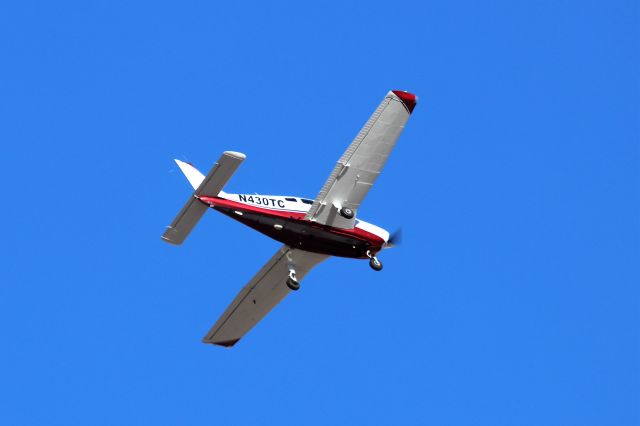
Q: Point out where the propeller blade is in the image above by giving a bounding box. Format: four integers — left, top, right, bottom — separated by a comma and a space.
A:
386, 228, 402, 248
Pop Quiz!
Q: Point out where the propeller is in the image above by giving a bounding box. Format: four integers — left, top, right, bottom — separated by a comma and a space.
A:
386, 228, 402, 248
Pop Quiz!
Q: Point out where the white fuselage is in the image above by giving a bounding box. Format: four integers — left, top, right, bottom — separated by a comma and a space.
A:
219, 191, 390, 244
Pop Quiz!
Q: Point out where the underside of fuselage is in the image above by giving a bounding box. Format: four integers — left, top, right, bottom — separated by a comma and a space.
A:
201, 196, 385, 258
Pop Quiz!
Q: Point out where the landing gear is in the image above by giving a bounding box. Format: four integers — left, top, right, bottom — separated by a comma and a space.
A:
286, 270, 300, 291
339, 207, 355, 219
367, 251, 383, 271
285, 251, 302, 291
369, 257, 383, 271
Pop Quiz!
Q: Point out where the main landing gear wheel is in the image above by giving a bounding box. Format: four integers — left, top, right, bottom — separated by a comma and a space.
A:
339, 207, 355, 219
286, 277, 300, 291
369, 257, 383, 271
286, 271, 300, 291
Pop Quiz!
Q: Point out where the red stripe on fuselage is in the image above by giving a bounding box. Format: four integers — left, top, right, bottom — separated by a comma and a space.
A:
199, 196, 307, 219
198, 196, 385, 249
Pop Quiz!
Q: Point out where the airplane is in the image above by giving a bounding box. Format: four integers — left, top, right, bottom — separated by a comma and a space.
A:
162, 90, 417, 347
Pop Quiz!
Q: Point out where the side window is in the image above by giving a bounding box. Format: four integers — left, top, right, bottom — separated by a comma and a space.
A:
301, 198, 314, 205
285, 197, 297, 202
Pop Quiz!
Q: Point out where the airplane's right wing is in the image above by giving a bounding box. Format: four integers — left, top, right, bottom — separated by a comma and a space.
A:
203, 246, 329, 347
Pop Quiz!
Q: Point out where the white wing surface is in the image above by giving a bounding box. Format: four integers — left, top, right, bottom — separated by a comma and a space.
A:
203, 246, 329, 347
305, 90, 417, 229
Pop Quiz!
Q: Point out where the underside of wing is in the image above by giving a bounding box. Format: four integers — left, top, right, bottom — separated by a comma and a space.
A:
202, 246, 329, 347
305, 90, 417, 229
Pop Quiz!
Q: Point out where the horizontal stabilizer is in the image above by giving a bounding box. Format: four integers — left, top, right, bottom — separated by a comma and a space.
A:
162, 151, 246, 245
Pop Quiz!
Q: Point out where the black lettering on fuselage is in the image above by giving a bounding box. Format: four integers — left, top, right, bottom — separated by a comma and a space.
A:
238, 194, 288, 210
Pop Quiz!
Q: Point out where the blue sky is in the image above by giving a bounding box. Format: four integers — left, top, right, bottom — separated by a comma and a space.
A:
1, 1, 638, 425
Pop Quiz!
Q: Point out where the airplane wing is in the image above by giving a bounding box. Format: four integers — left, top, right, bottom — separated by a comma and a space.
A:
305, 90, 417, 229
202, 246, 329, 347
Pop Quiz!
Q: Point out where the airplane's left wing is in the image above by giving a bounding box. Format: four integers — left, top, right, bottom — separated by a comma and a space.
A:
305, 90, 417, 229
203, 246, 328, 347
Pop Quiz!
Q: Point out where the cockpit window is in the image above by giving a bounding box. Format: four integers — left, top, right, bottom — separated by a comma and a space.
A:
301, 198, 314, 204
285, 197, 297, 202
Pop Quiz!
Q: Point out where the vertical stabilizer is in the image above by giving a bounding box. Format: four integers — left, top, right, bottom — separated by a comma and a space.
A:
175, 160, 205, 190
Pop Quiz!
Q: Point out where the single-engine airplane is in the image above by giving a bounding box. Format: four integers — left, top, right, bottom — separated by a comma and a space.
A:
162, 90, 417, 347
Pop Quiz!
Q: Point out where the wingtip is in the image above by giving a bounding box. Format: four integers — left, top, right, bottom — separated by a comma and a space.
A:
204, 338, 241, 348
391, 90, 418, 113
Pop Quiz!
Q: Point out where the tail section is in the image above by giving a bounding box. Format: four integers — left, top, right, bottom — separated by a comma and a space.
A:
162, 151, 246, 245
175, 160, 205, 190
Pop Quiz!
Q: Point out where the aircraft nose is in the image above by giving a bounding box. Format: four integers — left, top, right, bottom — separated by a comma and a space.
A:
385, 228, 402, 248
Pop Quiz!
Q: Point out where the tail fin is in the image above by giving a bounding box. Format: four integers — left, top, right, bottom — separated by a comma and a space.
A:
175, 160, 205, 190
162, 151, 246, 245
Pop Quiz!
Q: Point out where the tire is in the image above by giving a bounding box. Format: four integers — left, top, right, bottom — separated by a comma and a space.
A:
369, 257, 383, 271
286, 277, 300, 291
340, 207, 355, 219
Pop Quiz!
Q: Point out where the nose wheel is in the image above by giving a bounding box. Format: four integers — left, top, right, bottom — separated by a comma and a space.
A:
367, 251, 383, 271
